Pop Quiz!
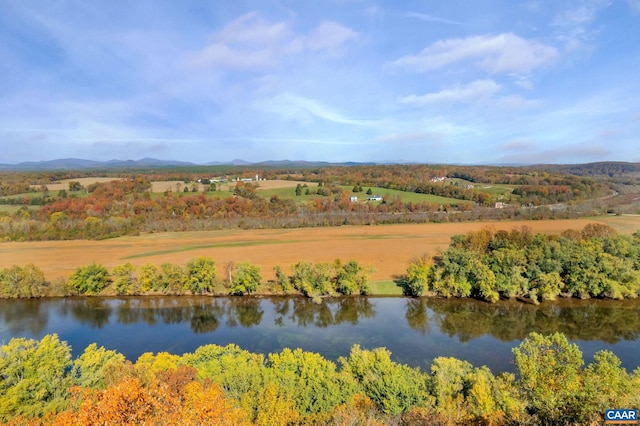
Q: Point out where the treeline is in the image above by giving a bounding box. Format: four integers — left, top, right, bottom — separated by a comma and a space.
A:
291, 164, 609, 205
4, 224, 640, 304
0, 162, 614, 242
0, 258, 370, 300
0, 178, 478, 241
404, 223, 640, 303
1, 332, 638, 425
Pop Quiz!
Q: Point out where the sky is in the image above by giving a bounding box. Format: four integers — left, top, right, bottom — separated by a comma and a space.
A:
1, 0, 639, 165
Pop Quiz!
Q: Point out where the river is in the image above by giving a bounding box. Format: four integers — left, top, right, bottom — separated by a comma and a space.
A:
1, 296, 639, 373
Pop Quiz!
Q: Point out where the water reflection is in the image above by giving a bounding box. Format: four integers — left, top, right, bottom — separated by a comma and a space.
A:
0, 299, 49, 335
2, 296, 640, 342
419, 298, 640, 343
1, 296, 639, 372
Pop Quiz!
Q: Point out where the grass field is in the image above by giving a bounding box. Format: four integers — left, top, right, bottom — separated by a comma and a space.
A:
1, 217, 638, 287
32, 177, 124, 191
448, 178, 516, 199
0, 205, 40, 214
255, 181, 468, 205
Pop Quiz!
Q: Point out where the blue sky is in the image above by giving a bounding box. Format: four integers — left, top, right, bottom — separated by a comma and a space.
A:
1, 0, 639, 165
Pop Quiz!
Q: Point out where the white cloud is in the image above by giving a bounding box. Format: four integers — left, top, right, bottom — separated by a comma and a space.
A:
217, 12, 290, 45
404, 11, 462, 25
401, 79, 501, 105
255, 93, 376, 126
306, 21, 358, 52
390, 33, 558, 75
189, 13, 357, 70
553, 0, 612, 51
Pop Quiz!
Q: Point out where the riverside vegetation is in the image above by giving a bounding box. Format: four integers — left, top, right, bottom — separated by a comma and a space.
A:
2, 223, 639, 304
0, 331, 638, 425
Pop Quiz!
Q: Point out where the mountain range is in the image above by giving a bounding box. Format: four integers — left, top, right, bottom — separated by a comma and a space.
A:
0, 157, 380, 171
1, 158, 638, 175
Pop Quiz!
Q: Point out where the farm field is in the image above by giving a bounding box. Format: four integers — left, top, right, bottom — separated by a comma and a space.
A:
258, 183, 468, 205
1, 216, 637, 284
5, 178, 466, 214
32, 177, 124, 191
448, 178, 515, 199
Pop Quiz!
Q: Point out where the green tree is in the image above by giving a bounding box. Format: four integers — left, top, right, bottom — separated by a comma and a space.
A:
405, 255, 431, 297
513, 332, 585, 424
340, 345, 429, 415
158, 262, 186, 294
182, 343, 265, 419
68, 263, 111, 295
112, 262, 138, 295
186, 257, 217, 294
295, 184, 302, 196
291, 261, 333, 299
430, 248, 473, 298
274, 266, 289, 293
0, 264, 47, 298
0, 334, 72, 420
137, 263, 160, 293
267, 347, 356, 416
71, 343, 126, 389
230, 262, 261, 295
581, 350, 638, 421
335, 260, 370, 295
68, 181, 82, 192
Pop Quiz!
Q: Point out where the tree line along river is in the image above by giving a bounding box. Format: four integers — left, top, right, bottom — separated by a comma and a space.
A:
1, 295, 639, 374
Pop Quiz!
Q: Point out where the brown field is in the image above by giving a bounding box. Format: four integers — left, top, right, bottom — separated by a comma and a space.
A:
34, 177, 123, 191
1, 216, 638, 283
151, 181, 205, 193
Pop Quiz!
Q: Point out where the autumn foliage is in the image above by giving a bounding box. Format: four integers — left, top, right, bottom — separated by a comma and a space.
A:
1, 332, 639, 425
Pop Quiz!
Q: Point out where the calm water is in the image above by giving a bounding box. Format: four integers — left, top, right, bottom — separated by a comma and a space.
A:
1, 296, 640, 373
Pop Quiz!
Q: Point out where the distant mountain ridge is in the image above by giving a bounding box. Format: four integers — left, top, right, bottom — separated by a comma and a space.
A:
0, 157, 200, 170
0, 158, 638, 172
0, 157, 377, 171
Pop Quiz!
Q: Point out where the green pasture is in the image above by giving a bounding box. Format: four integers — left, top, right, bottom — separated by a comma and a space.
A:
0, 205, 40, 214
148, 190, 235, 199
448, 178, 515, 199
368, 280, 405, 295
259, 184, 469, 205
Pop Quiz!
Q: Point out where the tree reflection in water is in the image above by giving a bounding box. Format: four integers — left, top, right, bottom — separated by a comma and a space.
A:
421, 298, 640, 343
2, 296, 640, 367
0, 299, 49, 334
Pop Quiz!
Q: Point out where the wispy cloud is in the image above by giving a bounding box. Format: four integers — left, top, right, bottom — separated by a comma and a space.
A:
404, 11, 462, 25
255, 93, 376, 126
552, 0, 612, 51
188, 13, 357, 70
374, 132, 444, 143
400, 80, 501, 106
389, 33, 558, 75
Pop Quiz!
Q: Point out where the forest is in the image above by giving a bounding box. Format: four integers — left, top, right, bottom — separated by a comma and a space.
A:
0, 162, 620, 241
1, 331, 638, 425
404, 223, 640, 303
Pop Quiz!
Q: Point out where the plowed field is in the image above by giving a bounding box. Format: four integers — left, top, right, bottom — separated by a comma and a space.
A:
1, 217, 638, 282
